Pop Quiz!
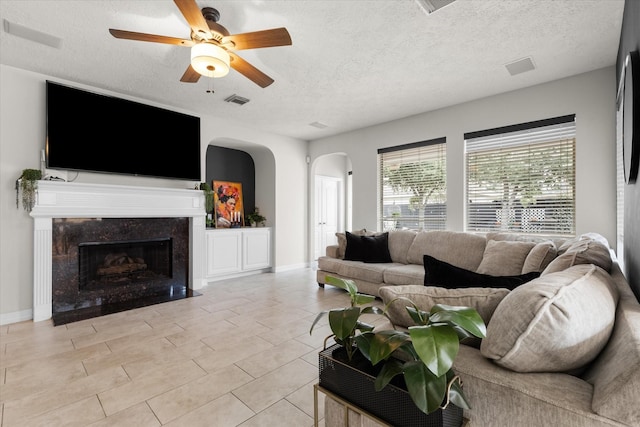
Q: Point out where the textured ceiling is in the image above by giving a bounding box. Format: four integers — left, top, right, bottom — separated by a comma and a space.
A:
0, 0, 625, 141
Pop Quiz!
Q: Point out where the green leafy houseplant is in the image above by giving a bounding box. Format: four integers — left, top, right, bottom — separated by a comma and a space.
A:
310, 276, 385, 361
359, 300, 486, 414
16, 168, 42, 212
199, 182, 214, 227
246, 207, 266, 227
310, 276, 486, 415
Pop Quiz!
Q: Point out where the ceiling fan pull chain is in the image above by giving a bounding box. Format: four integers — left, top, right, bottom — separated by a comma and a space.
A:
206, 78, 214, 94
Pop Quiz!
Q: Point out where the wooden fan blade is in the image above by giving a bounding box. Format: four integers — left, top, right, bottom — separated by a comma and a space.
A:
180, 64, 201, 83
174, 0, 213, 40
222, 28, 292, 51
229, 52, 274, 88
109, 29, 194, 46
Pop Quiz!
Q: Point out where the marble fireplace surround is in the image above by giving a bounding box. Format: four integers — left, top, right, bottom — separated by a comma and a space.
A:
30, 181, 206, 322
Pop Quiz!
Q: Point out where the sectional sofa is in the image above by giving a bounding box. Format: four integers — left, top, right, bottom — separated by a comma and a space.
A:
317, 230, 640, 426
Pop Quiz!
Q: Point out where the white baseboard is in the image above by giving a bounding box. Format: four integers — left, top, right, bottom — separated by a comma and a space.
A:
0, 309, 33, 326
273, 262, 309, 273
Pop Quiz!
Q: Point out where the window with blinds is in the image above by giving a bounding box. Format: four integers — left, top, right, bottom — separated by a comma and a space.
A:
378, 138, 446, 231
465, 115, 576, 236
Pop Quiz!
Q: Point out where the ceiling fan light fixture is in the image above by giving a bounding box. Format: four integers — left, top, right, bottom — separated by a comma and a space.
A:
191, 43, 230, 78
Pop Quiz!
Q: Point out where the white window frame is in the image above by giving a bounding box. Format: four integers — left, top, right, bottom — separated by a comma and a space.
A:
464, 115, 576, 236
378, 138, 446, 231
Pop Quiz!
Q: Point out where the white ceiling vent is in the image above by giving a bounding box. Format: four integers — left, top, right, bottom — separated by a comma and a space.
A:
309, 121, 329, 129
415, 0, 456, 15
224, 94, 250, 105
505, 57, 536, 76
3, 19, 62, 48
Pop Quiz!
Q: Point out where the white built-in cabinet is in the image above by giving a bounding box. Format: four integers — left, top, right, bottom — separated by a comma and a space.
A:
205, 227, 272, 281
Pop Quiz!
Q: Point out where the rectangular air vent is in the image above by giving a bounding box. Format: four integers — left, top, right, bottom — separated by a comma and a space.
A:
505, 57, 536, 76
415, 0, 456, 15
309, 121, 329, 129
224, 94, 250, 105
3, 19, 62, 48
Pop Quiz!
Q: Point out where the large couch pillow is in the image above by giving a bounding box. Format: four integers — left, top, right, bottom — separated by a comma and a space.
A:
476, 240, 536, 276
344, 231, 392, 263
406, 231, 487, 271
379, 284, 510, 328
424, 255, 540, 291
387, 230, 417, 264
522, 240, 557, 274
481, 264, 619, 373
335, 229, 373, 259
542, 239, 611, 275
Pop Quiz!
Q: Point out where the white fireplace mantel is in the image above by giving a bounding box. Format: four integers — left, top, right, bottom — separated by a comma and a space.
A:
30, 181, 207, 322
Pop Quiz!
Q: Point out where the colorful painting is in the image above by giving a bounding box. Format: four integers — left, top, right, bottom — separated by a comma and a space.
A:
213, 181, 244, 228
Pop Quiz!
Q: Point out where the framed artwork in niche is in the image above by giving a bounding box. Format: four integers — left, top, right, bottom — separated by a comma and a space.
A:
213, 181, 244, 228
620, 50, 640, 184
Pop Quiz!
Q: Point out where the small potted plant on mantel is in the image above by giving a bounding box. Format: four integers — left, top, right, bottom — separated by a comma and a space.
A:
245, 207, 266, 227
15, 168, 43, 212
310, 276, 486, 426
199, 182, 215, 227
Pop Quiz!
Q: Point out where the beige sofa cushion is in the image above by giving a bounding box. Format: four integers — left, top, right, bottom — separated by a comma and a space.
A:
542, 239, 611, 275
379, 284, 510, 328
387, 230, 417, 264
481, 264, 619, 373
522, 241, 558, 273
335, 260, 399, 284
382, 264, 424, 286
406, 230, 487, 271
476, 240, 536, 276
584, 298, 640, 426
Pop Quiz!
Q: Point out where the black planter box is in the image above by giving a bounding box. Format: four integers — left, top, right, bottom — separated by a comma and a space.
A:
319, 344, 463, 427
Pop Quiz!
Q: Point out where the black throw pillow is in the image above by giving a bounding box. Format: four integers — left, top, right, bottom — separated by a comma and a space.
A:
361, 232, 392, 263
423, 254, 540, 291
344, 231, 392, 263
344, 231, 366, 261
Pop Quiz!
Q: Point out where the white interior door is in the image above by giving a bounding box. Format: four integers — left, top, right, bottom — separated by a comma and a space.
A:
315, 176, 340, 259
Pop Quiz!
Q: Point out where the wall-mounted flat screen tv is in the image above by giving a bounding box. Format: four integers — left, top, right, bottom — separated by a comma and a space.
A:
46, 81, 201, 181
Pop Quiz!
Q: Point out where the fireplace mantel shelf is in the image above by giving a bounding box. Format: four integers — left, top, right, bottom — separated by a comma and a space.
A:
30, 180, 207, 322
31, 181, 205, 218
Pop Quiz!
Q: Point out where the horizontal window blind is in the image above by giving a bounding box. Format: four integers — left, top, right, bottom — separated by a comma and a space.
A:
465, 117, 576, 236
378, 138, 446, 231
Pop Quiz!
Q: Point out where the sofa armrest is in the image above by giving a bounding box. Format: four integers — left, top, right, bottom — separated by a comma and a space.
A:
326, 245, 340, 258
453, 346, 612, 426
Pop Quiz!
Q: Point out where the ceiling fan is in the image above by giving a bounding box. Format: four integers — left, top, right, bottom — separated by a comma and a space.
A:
109, 0, 292, 88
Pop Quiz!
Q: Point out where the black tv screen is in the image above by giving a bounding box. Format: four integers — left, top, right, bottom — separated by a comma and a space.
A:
46, 81, 201, 181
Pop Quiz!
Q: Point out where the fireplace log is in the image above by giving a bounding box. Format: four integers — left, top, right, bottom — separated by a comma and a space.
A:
98, 252, 147, 276
97, 263, 147, 276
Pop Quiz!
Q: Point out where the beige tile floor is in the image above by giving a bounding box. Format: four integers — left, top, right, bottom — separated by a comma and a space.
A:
0, 268, 385, 427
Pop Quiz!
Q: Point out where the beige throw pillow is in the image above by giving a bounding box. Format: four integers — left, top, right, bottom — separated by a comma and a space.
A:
379, 285, 509, 328
542, 239, 611, 275
476, 240, 536, 276
480, 264, 619, 373
522, 241, 557, 274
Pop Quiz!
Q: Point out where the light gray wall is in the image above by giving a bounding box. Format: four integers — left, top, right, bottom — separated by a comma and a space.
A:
0, 65, 307, 323
309, 67, 617, 247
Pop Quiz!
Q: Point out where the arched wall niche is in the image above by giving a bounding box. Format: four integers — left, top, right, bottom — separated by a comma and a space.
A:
205, 138, 276, 230
309, 152, 352, 260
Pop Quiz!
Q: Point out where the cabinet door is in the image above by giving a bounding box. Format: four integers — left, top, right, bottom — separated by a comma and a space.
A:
243, 229, 271, 271
206, 231, 242, 276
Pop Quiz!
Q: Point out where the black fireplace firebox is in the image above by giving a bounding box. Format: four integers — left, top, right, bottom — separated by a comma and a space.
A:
78, 238, 173, 290
51, 217, 194, 326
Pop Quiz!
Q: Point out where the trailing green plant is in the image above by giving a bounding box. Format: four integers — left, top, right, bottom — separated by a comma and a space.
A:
199, 182, 214, 227
357, 299, 486, 414
246, 207, 267, 226
16, 168, 42, 212
309, 276, 385, 361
